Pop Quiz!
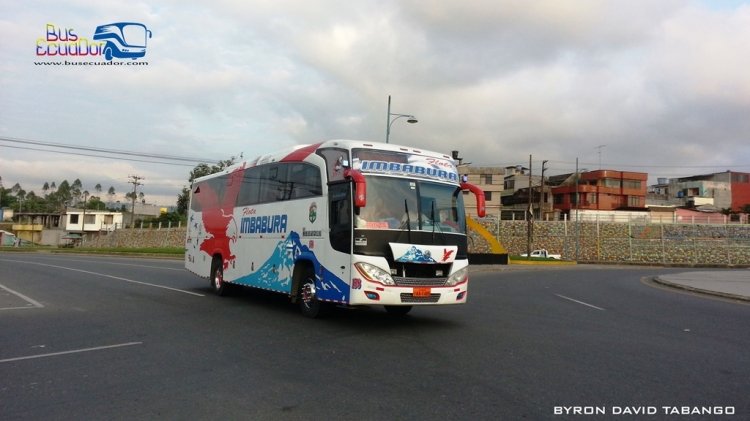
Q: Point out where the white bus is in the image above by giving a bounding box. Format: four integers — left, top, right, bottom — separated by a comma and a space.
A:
185, 140, 486, 317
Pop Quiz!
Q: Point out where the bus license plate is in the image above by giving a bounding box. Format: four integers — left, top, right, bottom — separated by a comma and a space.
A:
413, 287, 431, 298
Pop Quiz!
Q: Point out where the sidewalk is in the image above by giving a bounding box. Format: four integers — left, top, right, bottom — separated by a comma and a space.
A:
654, 270, 750, 302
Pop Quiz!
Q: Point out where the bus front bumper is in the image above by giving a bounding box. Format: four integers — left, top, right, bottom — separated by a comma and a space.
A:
349, 283, 468, 306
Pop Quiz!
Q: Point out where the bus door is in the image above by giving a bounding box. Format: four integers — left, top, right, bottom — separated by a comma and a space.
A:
328, 181, 353, 282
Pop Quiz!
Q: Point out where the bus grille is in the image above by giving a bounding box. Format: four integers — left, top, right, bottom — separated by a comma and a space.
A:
400, 293, 441, 303
394, 277, 448, 287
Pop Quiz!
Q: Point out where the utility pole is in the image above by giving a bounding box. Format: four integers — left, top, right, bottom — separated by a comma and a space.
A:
527, 155, 533, 259
575, 157, 581, 261
127, 175, 144, 229
539, 160, 548, 221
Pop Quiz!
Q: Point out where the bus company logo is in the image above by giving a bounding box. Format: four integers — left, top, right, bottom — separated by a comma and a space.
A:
309, 202, 317, 223
359, 160, 458, 183
35, 22, 152, 64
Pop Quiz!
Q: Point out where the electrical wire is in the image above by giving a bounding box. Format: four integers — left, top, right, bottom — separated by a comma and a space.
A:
0, 144, 196, 167
0, 136, 221, 164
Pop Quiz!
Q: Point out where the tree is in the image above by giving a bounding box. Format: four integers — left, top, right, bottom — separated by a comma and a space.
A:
176, 157, 237, 215
71, 178, 83, 205
107, 186, 116, 207
88, 196, 105, 210
56, 180, 72, 210
42, 182, 50, 196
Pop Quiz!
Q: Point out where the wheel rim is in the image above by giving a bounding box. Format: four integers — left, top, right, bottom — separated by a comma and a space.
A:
214, 267, 223, 290
301, 282, 316, 309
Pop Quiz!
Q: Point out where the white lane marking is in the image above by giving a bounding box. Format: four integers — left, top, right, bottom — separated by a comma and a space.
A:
0, 283, 45, 309
0, 342, 142, 363
27, 256, 185, 271
0, 259, 204, 297
554, 294, 606, 311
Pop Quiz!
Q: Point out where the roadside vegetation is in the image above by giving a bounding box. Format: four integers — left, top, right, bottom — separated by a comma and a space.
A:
1, 244, 184, 257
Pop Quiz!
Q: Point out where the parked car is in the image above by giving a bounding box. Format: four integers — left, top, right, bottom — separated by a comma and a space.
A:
520, 249, 562, 259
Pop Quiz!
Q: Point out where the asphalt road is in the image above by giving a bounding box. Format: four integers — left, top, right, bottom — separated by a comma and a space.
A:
1, 252, 748, 420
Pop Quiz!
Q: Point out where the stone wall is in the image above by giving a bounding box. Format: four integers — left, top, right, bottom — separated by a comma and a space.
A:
84, 227, 186, 249
81, 220, 750, 266
485, 218, 750, 266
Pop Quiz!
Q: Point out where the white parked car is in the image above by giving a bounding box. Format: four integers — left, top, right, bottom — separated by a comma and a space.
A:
520, 249, 562, 259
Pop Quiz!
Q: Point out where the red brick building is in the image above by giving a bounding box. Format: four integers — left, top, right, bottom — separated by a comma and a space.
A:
551, 170, 648, 214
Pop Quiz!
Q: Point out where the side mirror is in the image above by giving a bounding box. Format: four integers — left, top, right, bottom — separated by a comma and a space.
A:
460, 182, 486, 217
344, 169, 366, 208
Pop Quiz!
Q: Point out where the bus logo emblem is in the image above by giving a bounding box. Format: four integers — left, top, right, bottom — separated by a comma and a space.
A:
93, 22, 152, 61
309, 202, 317, 223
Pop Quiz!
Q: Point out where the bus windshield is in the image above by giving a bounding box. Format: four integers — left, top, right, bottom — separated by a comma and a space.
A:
122, 24, 148, 47
355, 176, 466, 233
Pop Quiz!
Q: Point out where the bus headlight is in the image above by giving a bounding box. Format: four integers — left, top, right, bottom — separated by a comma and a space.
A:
354, 262, 395, 286
445, 267, 468, 286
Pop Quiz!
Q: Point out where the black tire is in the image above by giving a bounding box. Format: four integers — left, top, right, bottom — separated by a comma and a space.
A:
298, 268, 324, 318
210, 257, 231, 296
384, 305, 413, 316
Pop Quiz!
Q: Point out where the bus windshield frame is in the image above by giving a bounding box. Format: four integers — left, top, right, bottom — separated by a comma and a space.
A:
354, 175, 466, 233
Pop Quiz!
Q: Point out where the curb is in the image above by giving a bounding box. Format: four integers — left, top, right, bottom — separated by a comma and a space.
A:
510, 259, 577, 266
652, 276, 750, 303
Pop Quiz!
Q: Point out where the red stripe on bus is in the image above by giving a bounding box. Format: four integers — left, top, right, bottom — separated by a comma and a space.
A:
280, 142, 324, 162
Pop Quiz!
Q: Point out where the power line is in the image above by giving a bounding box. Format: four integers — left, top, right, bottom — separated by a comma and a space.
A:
0, 144, 196, 167
0, 136, 221, 164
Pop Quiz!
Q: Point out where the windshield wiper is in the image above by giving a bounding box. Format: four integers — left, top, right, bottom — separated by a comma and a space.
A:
404, 199, 412, 243
431, 200, 436, 234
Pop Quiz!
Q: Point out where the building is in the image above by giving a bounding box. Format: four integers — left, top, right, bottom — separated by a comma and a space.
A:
65, 209, 124, 232
550, 170, 648, 216
458, 166, 506, 217
648, 171, 750, 212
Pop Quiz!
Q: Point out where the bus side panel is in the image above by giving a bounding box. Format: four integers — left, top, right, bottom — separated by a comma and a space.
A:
310, 252, 351, 304
225, 199, 350, 303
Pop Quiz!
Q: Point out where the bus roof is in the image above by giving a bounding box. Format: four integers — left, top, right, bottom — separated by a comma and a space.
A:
194, 139, 457, 182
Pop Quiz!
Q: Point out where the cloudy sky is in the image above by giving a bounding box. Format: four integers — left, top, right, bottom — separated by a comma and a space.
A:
2, 0, 750, 206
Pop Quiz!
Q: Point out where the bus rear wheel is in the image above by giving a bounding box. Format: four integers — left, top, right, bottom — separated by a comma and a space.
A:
210, 257, 230, 296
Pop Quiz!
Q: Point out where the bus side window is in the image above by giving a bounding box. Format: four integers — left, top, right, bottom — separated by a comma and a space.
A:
289, 163, 322, 199
237, 167, 261, 206
258, 164, 288, 203
190, 183, 203, 212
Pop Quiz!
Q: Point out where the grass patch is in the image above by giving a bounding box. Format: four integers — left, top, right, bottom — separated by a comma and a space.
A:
2, 245, 184, 256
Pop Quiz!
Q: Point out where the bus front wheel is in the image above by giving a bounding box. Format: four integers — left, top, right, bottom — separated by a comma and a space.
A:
385, 305, 412, 316
299, 269, 324, 318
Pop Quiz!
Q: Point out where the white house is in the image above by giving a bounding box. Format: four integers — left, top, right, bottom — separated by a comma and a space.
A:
65, 209, 124, 232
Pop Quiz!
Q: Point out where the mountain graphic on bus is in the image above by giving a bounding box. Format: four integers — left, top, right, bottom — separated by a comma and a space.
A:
93, 22, 152, 61
396, 245, 437, 263
234, 231, 350, 303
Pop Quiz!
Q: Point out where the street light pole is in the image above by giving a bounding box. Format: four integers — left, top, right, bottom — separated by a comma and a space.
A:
385, 95, 418, 143
527, 154, 533, 259
539, 160, 548, 220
